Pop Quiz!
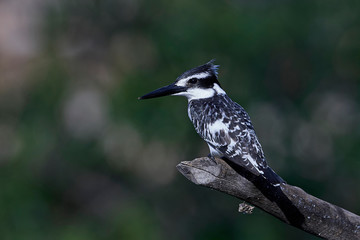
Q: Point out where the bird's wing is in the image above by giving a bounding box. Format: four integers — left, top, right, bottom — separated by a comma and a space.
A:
205, 104, 268, 176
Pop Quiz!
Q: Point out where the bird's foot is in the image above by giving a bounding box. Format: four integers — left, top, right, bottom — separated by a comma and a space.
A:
207, 154, 217, 165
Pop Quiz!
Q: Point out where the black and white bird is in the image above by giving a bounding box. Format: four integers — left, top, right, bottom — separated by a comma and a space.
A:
139, 60, 285, 186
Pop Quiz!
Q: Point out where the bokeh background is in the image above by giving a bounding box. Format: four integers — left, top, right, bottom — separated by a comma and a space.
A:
1, 0, 360, 239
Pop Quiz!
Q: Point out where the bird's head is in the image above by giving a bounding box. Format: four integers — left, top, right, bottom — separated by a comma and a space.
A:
139, 60, 225, 101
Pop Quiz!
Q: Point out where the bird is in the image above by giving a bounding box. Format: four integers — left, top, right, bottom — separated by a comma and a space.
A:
139, 60, 285, 186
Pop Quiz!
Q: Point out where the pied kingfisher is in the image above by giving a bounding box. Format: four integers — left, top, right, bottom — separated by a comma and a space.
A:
139, 60, 285, 186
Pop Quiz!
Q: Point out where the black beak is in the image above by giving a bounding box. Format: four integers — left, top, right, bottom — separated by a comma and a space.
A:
138, 83, 186, 100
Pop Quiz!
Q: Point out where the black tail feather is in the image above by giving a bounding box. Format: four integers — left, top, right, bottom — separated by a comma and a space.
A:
221, 157, 285, 186
219, 157, 304, 226
262, 167, 286, 185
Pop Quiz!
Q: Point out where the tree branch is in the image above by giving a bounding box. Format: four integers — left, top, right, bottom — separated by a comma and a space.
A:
176, 157, 360, 240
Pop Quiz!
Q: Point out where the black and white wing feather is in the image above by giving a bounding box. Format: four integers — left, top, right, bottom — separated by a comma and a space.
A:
189, 95, 284, 184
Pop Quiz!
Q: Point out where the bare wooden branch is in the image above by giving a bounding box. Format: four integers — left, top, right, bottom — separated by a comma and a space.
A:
176, 157, 360, 240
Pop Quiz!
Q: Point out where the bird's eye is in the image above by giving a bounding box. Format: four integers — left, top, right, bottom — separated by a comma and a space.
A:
188, 78, 197, 84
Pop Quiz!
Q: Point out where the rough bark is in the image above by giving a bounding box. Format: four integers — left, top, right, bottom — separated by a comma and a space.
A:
176, 157, 360, 240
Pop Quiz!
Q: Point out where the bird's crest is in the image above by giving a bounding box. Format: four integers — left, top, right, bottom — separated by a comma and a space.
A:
177, 59, 220, 81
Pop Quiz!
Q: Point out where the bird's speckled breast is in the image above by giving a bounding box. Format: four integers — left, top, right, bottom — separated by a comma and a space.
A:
188, 95, 245, 143
187, 94, 268, 172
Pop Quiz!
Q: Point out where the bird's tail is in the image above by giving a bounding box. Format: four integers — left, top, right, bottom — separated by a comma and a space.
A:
220, 157, 285, 187
262, 167, 286, 186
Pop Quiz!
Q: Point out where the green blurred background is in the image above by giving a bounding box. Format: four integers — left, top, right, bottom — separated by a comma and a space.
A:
1, 0, 360, 239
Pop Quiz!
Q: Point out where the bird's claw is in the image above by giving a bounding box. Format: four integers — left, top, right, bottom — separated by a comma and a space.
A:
207, 154, 217, 165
